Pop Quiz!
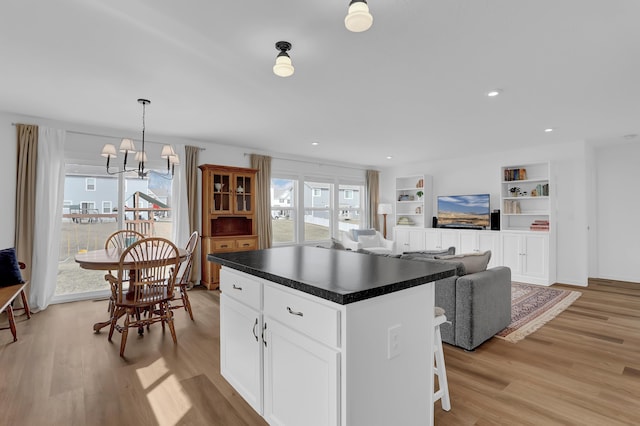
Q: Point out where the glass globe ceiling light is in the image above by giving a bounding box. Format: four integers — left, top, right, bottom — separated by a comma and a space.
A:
273, 41, 294, 77
345, 0, 373, 33
101, 98, 179, 179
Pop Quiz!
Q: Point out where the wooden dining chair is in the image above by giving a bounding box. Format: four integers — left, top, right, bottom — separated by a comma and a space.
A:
104, 230, 145, 317
170, 231, 199, 321
105, 237, 180, 357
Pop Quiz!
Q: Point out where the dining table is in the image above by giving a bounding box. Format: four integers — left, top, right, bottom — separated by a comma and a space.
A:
75, 246, 188, 332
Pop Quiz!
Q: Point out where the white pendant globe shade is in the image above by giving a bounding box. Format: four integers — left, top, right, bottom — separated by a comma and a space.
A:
345, 1, 373, 32
273, 55, 294, 77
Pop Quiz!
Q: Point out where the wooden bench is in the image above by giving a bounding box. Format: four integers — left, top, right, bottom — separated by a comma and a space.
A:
1, 262, 31, 342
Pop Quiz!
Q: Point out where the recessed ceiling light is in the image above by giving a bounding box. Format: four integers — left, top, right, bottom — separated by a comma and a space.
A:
486, 89, 503, 97
386, 156, 393, 160
311, 142, 319, 146
544, 128, 554, 133
623, 134, 637, 139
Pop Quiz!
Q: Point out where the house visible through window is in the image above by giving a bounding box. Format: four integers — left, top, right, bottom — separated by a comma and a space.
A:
102, 201, 112, 213
312, 188, 321, 197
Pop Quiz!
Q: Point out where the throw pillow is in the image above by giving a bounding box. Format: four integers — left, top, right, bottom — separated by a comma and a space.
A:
0, 247, 24, 287
351, 228, 376, 241
358, 234, 381, 249
435, 250, 492, 275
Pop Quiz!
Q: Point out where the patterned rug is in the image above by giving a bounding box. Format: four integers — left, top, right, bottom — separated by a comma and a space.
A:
495, 282, 582, 343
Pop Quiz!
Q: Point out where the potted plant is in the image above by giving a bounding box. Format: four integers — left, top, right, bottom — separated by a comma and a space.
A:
416, 190, 424, 199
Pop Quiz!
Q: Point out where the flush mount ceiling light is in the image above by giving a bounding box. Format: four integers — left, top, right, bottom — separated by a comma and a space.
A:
273, 41, 294, 77
544, 128, 554, 133
101, 98, 178, 179
345, 0, 373, 32
486, 89, 503, 97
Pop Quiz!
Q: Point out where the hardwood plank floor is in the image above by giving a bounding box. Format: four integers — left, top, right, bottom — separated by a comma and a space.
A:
1, 279, 638, 425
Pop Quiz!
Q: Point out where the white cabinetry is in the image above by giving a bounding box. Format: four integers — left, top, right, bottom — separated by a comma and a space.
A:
220, 272, 263, 413
424, 229, 459, 252
501, 232, 549, 284
395, 175, 432, 228
220, 267, 436, 426
459, 231, 501, 269
394, 227, 426, 252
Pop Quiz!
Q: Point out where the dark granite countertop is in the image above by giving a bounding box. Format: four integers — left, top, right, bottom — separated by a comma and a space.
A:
208, 246, 456, 305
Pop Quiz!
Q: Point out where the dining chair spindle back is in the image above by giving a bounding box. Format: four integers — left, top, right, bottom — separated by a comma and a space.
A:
171, 231, 199, 320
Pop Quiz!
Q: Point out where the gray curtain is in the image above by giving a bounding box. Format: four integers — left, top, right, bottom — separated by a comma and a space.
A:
15, 124, 38, 307
185, 146, 200, 283
366, 169, 380, 231
250, 154, 272, 249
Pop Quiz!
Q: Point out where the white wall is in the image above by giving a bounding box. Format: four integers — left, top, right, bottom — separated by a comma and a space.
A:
380, 141, 589, 286
0, 113, 18, 248
594, 140, 640, 283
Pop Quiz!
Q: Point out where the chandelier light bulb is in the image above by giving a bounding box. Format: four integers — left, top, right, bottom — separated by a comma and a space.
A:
345, 0, 373, 33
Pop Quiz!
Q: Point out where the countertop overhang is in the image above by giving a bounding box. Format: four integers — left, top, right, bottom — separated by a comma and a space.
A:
208, 246, 456, 305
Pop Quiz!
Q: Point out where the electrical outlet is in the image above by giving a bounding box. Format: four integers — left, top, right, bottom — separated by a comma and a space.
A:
387, 324, 402, 359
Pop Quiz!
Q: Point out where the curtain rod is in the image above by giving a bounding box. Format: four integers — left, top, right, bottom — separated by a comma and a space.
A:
11, 123, 206, 150
243, 152, 369, 171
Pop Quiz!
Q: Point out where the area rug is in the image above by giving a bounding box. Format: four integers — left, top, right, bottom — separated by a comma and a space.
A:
495, 282, 582, 343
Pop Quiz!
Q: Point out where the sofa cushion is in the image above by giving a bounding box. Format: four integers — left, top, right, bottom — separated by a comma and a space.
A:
358, 234, 381, 248
401, 247, 455, 258
0, 247, 24, 287
400, 255, 466, 276
435, 250, 492, 275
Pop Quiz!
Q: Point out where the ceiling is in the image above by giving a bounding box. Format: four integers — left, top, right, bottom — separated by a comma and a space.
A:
1, 0, 639, 168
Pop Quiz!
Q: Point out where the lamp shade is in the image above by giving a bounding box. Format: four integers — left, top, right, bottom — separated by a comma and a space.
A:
273, 54, 294, 77
161, 144, 176, 158
119, 138, 136, 152
101, 143, 117, 158
169, 154, 180, 165
135, 151, 148, 162
377, 203, 392, 215
345, 0, 373, 33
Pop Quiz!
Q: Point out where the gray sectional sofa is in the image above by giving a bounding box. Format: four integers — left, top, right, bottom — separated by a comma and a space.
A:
401, 250, 512, 351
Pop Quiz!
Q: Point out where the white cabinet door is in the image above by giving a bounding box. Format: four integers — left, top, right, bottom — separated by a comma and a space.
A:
394, 228, 410, 253
478, 231, 501, 268
501, 233, 523, 274
522, 233, 548, 279
220, 294, 263, 414
458, 231, 477, 254
424, 229, 440, 250
440, 230, 459, 252
263, 318, 340, 426
407, 229, 426, 251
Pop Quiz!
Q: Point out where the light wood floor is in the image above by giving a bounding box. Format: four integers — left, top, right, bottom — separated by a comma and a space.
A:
1, 279, 638, 425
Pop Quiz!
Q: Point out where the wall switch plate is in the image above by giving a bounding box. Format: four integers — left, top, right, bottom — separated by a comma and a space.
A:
387, 324, 402, 359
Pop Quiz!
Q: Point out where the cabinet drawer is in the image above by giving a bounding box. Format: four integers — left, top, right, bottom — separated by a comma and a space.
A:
213, 239, 236, 251
264, 285, 340, 348
220, 269, 262, 310
236, 238, 257, 250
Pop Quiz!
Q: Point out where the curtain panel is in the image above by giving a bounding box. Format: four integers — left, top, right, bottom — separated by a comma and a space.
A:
366, 169, 380, 231
185, 145, 200, 283
250, 154, 272, 249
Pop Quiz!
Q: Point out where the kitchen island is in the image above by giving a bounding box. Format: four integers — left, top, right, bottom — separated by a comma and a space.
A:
209, 246, 456, 426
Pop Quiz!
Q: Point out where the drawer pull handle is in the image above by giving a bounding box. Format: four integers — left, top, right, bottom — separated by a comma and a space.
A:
287, 306, 304, 317
221, 245, 229, 248
262, 322, 268, 347
252, 318, 258, 342
242, 243, 250, 247
233, 284, 242, 291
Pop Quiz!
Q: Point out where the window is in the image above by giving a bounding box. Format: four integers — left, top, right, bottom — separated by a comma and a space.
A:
270, 175, 364, 246
271, 177, 296, 244
304, 180, 332, 242
102, 201, 112, 213
338, 183, 363, 234
85, 178, 96, 191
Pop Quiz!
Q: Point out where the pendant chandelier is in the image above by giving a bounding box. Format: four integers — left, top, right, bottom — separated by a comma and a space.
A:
101, 98, 179, 179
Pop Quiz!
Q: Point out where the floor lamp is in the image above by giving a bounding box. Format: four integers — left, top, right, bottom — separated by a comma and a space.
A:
377, 203, 393, 239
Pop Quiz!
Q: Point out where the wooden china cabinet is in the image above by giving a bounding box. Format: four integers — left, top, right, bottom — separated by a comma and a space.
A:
199, 164, 258, 289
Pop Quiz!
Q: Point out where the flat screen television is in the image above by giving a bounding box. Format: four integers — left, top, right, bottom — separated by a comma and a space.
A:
437, 194, 490, 229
